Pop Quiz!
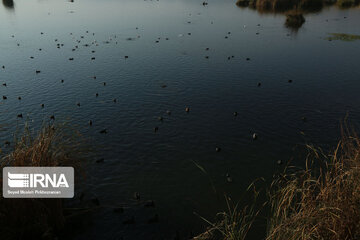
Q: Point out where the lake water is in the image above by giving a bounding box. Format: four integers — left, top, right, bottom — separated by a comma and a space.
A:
1, 0, 360, 239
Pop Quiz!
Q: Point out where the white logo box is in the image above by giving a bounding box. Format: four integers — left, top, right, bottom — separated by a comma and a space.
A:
3, 167, 74, 198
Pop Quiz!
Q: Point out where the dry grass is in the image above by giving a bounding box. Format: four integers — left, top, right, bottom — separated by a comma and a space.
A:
194, 182, 265, 240
0, 122, 89, 239
266, 125, 360, 240
196, 123, 360, 240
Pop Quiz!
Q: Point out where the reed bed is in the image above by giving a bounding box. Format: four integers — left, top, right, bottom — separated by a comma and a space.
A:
0, 123, 89, 239
196, 124, 360, 240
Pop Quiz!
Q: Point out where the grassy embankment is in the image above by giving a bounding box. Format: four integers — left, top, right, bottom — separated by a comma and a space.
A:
235, 0, 360, 28
195, 124, 360, 240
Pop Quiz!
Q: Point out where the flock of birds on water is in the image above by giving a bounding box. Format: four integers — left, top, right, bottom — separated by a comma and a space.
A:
0, 1, 310, 236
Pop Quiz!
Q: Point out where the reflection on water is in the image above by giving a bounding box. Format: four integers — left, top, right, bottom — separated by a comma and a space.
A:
236, 0, 360, 29
2, 0, 14, 9
0, 0, 360, 239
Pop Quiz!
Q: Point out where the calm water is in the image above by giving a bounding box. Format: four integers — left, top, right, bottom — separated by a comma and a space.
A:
1, 0, 360, 239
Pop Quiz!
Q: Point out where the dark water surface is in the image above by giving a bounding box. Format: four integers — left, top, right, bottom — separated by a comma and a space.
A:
1, 0, 360, 239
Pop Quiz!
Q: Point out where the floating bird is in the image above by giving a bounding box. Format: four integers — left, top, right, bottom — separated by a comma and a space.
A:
2, 83, 6, 87
226, 173, 233, 183
3, 96, 7, 100
50, 115, 55, 120
113, 207, 124, 213
89, 120, 93, 126
36, 70, 41, 74
158, 116, 163, 121
233, 112, 238, 116
17, 114, 23, 118
144, 200, 155, 208
216, 147, 221, 152
166, 110, 171, 115
96, 93, 99, 97
96, 158, 104, 163
288, 79, 293, 83
41, 104, 44, 108
154, 127, 159, 132
123, 217, 135, 225
113, 98, 117, 103
77, 102, 80, 107
100, 129, 107, 134
258, 82, 261, 87
252, 133, 258, 140
147, 214, 159, 224
61, 79, 64, 83
133, 192, 140, 200
18, 97, 21, 100
185, 107, 190, 112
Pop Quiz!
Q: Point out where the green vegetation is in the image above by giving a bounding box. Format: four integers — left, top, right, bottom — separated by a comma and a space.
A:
326, 33, 360, 41
196, 126, 360, 240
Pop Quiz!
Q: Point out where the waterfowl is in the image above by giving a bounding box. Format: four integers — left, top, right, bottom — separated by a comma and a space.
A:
91, 198, 100, 206
206, 48, 209, 51
2, 83, 6, 86
258, 82, 261, 87
5, 141, 10, 145
3, 96, 7, 100
147, 214, 159, 224
100, 129, 107, 134
226, 173, 233, 183
77, 102, 80, 107
124, 56, 129, 59
89, 120, 92, 126
161, 85, 167, 88
2, 66, 4, 69
154, 127, 159, 132
166, 110, 171, 115
144, 200, 155, 207
18, 97, 21, 100
96, 158, 104, 163
246, 58, 250, 61
61, 79, 64, 83
113, 207, 124, 213
185, 107, 190, 112
216, 147, 221, 152
69, 58, 74, 61
288, 79, 293, 83
302, 117, 307, 122
158, 116, 163, 121
133, 192, 140, 200
17, 114, 23, 118
50, 115, 55, 120
41, 104, 44, 108
122, 217, 135, 225
30, 56, 34, 59
252, 133, 258, 140
277, 160, 283, 165
205, 56, 209, 59
233, 112, 238, 116
95, 93, 99, 97
36, 70, 41, 74
103, 82, 106, 86
113, 98, 117, 103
